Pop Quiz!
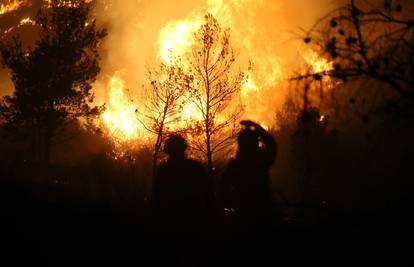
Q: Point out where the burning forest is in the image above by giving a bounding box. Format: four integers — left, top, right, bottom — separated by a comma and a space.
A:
0, 0, 413, 264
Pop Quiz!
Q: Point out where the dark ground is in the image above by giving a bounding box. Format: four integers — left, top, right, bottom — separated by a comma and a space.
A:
0, 177, 413, 266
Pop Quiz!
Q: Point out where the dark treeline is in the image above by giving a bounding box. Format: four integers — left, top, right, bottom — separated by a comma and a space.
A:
1, 0, 414, 265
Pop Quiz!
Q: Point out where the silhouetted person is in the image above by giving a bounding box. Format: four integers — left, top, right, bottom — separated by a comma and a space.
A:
152, 135, 212, 232
220, 120, 277, 227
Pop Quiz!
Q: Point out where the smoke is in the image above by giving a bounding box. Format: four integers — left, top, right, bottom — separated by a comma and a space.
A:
93, 0, 340, 127
92, 0, 206, 103
0, 0, 341, 127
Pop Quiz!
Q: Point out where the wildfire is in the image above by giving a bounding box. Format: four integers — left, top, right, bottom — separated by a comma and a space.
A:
241, 59, 282, 96
2, 27, 13, 35
102, 72, 143, 141
1, 17, 35, 38
0, 0, 26, 15
44, 0, 93, 8
101, 70, 206, 145
99, 0, 303, 146
100, 0, 286, 145
158, 18, 202, 66
19, 17, 35, 26
180, 101, 203, 122
303, 50, 334, 74
300, 50, 338, 104
155, 0, 284, 128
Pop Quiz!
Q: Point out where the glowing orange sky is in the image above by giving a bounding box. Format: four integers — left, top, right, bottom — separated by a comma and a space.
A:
0, 0, 338, 95
0, 0, 341, 143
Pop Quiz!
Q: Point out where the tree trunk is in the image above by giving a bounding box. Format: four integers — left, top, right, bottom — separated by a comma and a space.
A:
152, 135, 162, 178
30, 117, 38, 162
35, 124, 41, 162
205, 62, 213, 177
44, 127, 53, 163
152, 114, 166, 177
205, 117, 213, 177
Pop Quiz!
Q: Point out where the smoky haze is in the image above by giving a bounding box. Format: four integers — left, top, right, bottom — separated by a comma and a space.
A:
0, 0, 341, 127
92, 0, 341, 127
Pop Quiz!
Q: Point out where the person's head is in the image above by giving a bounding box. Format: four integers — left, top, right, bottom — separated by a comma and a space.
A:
237, 129, 260, 157
164, 135, 187, 159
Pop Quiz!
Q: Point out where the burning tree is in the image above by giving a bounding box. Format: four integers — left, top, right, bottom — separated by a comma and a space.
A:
187, 14, 244, 175
0, 0, 107, 162
140, 60, 191, 175
298, 0, 414, 105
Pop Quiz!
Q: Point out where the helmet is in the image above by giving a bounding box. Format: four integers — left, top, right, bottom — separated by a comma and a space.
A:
164, 135, 187, 156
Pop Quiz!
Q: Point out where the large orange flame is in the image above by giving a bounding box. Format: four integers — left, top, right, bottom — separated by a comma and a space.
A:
154, 0, 284, 131
0, 0, 26, 15
100, 0, 332, 145
303, 50, 333, 74
302, 49, 336, 91
102, 72, 144, 141
19, 17, 35, 26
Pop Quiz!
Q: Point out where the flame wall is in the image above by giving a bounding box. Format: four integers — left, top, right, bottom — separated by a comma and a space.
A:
0, 0, 342, 137
93, 0, 341, 134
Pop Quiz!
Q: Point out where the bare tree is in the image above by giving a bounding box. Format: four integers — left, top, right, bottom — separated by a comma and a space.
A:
140, 60, 190, 176
295, 0, 414, 104
286, 0, 414, 205
187, 14, 244, 175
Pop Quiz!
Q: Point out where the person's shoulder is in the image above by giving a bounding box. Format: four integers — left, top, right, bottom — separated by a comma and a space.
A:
158, 159, 168, 167
221, 158, 237, 173
156, 160, 170, 172
186, 158, 204, 168
184, 159, 206, 172
226, 158, 239, 168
